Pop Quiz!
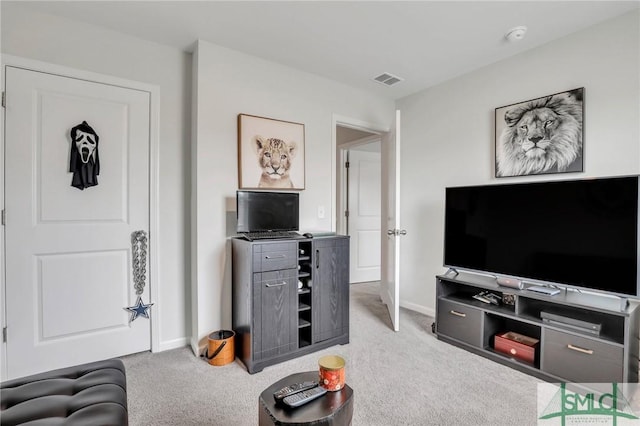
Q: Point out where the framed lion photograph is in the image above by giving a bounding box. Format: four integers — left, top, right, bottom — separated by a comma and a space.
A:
237, 114, 305, 190
495, 87, 584, 178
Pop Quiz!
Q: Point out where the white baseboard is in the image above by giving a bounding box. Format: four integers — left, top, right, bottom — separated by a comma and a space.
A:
155, 337, 190, 353
399, 300, 435, 318
189, 337, 204, 357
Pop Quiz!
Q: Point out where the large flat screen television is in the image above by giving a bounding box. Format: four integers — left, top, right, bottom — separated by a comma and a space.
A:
236, 191, 299, 233
444, 175, 639, 298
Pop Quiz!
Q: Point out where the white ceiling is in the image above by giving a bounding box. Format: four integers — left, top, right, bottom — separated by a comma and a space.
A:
5, 1, 638, 100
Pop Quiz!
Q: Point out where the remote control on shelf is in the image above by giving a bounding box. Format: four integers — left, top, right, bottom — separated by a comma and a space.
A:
282, 385, 327, 408
273, 381, 318, 401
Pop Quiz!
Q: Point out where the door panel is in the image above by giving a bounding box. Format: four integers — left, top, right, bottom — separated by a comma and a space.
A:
4, 65, 151, 379
38, 91, 128, 222
380, 110, 401, 331
39, 250, 129, 339
347, 149, 381, 283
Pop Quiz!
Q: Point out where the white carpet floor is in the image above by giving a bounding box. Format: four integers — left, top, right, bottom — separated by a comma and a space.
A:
121, 282, 542, 425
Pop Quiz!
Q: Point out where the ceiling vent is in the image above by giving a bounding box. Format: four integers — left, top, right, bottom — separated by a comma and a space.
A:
373, 72, 404, 87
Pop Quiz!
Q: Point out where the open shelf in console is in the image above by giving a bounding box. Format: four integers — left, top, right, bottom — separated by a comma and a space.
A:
297, 240, 313, 348
438, 277, 516, 316
484, 313, 541, 369
519, 297, 625, 344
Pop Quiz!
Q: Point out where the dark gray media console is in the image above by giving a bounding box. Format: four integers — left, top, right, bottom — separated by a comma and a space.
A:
232, 235, 349, 373
436, 272, 640, 383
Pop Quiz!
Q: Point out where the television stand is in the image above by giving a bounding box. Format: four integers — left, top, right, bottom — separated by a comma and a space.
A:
435, 272, 639, 384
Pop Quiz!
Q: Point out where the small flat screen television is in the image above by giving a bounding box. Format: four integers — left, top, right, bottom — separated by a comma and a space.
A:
444, 175, 639, 298
236, 191, 299, 233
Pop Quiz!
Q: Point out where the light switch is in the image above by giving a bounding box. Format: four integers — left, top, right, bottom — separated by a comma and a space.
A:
318, 205, 325, 219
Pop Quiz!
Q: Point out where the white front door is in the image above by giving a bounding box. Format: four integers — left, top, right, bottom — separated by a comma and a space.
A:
4, 64, 152, 379
380, 110, 402, 331
348, 148, 381, 283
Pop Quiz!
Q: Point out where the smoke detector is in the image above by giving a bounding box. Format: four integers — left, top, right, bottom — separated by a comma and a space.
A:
505, 26, 527, 42
373, 72, 404, 86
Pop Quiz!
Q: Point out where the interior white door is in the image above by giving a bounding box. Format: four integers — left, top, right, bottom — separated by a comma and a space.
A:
4, 65, 151, 379
380, 110, 401, 331
348, 149, 381, 283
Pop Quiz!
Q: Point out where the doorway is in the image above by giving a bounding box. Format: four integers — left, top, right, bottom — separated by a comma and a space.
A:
333, 111, 402, 331
337, 128, 381, 283
336, 127, 382, 283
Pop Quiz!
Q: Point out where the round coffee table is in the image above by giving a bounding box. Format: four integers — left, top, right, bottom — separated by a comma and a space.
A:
258, 371, 354, 425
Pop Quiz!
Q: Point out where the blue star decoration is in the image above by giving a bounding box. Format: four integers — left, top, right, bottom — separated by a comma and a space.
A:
125, 296, 154, 323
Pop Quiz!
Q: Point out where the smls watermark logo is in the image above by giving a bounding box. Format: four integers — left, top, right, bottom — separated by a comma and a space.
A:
538, 383, 640, 425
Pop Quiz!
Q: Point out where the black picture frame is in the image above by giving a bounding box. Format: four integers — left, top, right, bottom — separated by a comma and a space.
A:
495, 88, 584, 178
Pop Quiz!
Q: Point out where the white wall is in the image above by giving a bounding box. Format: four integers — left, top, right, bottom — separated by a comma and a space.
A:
191, 40, 395, 350
1, 6, 192, 350
396, 10, 640, 316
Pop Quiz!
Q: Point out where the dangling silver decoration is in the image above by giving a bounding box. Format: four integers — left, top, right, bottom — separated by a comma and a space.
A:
125, 230, 153, 323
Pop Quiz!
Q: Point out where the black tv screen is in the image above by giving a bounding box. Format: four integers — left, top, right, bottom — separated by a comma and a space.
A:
236, 191, 299, 233
444, 176, 639, 298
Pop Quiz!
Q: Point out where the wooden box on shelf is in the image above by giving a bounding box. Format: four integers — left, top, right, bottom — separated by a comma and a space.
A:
494, 331, 539, 364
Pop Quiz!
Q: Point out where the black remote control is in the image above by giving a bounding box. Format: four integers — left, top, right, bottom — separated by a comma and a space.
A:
273, 381, 318, 401
282, 385, 327, 408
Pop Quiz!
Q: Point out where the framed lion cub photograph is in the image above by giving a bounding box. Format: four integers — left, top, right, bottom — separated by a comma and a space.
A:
237, 114, 305, 190
495, 87, 584, 178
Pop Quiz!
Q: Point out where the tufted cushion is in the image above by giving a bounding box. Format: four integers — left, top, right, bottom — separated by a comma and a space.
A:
1, 359, 128, 426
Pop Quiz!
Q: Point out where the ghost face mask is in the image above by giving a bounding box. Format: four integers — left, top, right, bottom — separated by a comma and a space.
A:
75, 129, 97, 163
69, 121, 100, 190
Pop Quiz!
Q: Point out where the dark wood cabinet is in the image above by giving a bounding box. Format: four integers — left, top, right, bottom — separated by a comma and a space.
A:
232, 235, 349, 373
313, 237, 349, 343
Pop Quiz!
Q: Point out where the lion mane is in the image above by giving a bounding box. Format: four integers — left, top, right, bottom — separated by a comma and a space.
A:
254, 136, 297, 188
496, 90, 583, 177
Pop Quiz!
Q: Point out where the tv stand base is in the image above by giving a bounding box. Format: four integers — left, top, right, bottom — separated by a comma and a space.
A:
435, 272, 639, 384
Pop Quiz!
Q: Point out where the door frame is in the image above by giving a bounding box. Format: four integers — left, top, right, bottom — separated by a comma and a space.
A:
0, 55, 161, 379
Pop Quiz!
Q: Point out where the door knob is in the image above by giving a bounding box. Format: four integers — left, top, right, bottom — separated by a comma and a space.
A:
387, 229, 395, 236
399, 230, 407, 236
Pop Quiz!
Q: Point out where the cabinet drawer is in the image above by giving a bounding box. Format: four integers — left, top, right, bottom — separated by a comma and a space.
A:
543, 328, 623, 383
252, 242, 297, 272
437, 299, 483, 347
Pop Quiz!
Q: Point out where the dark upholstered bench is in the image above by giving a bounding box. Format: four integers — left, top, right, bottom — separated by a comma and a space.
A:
0, 359, 128, 425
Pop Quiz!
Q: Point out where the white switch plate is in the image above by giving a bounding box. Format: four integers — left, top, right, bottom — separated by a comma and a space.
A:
317, 205, 325, 219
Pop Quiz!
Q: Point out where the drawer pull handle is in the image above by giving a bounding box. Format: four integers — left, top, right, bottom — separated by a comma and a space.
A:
266, 281, 288, 288
449, 310, 466, 318
265, 254, 286, 259
567, 344, 594, 355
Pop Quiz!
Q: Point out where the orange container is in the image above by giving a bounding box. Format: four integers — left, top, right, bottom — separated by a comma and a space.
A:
206, 330, 235, 366
318, 355, 345, 391
494, 331, 539, 364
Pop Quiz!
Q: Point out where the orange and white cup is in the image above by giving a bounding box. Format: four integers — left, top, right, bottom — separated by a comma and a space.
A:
318, 355, 345, 391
